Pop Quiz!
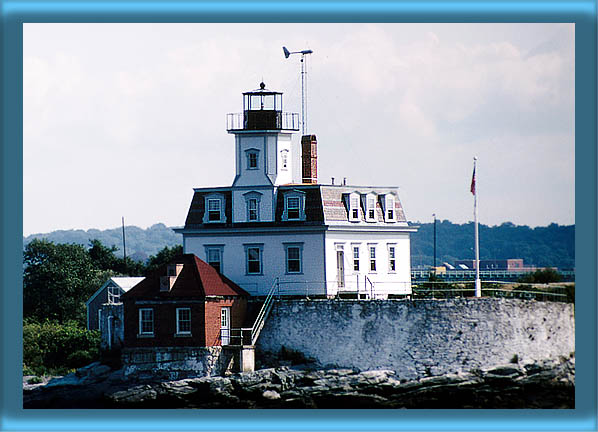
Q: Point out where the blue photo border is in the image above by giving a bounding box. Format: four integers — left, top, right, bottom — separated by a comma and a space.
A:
1, 1, 596, 431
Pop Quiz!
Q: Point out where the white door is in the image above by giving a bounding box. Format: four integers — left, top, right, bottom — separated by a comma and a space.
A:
337, 251, 345, 288
220, 307, 231, 345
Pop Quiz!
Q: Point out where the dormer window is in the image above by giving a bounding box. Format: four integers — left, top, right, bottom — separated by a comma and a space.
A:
384, 195, 396, 222
203, 193, 226, 224
348, 193, 360, 221
282, 191, 306, 221
243, 191, 262, 222
208, 199, 221, 221
246, 149, 259, 170
287, 197, 300, 219
363, 194, 376, 222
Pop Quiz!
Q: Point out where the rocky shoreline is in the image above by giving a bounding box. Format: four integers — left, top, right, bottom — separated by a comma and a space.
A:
23, 357, 574, 409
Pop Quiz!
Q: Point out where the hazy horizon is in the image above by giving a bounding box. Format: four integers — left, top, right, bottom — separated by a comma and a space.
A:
24, 23, 575, 236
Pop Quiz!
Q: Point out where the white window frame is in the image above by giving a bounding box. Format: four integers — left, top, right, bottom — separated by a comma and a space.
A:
388, 244, 397, 273
204, 245, 224, 273
282, 191, 306, 221
176, 308, 191, 335
349, 193, 360, 222
284, 243, 303, 274
353, 245, 360, 272
203, 193, 226, 223
97, 309, 102, 331
244, 244, 264, 275
384, 195, 397, 222
138, 308, 154, 336
107, 285, 121, 304
366, 195, 377, 222
369, 245, 377, 273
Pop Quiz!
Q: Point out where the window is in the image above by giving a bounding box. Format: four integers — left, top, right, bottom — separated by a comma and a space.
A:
349, 194, 360, 221
98, 309, 102, 330
284, 243, 303, 273
205, 246, 223, 273
243, 191, 262, 222
282, 191, 306, 221
281, 150, 289, 170
203, 194, 226, 223
245, 244, 263, 274
139, 308, 154, 335
287, 197, 300, 219
248, 198, 258, 221
388, 245, 396, 272
246, 150, 259, 169
176, 308, 191, 334
108, 285, 120, 304
367, 196, 376, 220
353, 246, 360, 271
208, 199, 221, 221
385, 195, 396, 221
369, 246, 377, 272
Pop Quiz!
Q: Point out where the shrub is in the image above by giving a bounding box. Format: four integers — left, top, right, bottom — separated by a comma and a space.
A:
519, 268, 563, 284
23, 319, 100, 376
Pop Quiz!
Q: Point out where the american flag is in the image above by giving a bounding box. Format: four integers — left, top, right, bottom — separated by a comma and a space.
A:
470, 166, 476, 195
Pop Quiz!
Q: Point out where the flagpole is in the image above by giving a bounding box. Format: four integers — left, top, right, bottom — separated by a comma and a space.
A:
473, 157, 481, 297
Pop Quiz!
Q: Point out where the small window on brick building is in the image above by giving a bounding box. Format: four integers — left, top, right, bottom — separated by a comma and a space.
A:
176, 308, 191, 335
139, 308, 154, 335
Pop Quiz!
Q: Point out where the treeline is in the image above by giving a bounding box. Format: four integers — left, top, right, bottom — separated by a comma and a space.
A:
410, 221, 574, 269
23, 223, 182, 262
23, 239, 182, 376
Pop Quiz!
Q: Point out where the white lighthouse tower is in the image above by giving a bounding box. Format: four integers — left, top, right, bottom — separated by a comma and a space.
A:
226, 82, 300, 223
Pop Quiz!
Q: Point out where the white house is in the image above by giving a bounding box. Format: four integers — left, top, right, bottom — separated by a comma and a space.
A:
175, 83, 417, 299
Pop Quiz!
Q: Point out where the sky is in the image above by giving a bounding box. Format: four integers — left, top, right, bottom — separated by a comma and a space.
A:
23, 23, 575, 235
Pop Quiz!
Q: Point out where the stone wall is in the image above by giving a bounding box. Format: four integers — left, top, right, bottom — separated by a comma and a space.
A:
122, 346, 238, 380
257, 298, 575, 380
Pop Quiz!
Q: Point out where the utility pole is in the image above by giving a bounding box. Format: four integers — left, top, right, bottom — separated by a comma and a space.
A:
122, 216, 127, 273
433, 213, 437, 269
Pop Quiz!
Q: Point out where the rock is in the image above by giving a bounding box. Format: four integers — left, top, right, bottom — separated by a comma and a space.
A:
23, 357, 575, 409
262, 390, 281, 400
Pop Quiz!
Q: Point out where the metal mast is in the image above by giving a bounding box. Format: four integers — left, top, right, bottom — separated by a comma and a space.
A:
472, 157, 481, 297
283, 46, 313, 135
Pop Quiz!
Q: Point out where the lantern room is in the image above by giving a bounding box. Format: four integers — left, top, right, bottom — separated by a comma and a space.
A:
227, 82, 299, 132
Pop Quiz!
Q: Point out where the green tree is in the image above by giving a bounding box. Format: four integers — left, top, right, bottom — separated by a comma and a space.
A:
88, 239, 145, 276
23, 319, 100, 375
23, 239, 107, 325
145, 245, 183, 275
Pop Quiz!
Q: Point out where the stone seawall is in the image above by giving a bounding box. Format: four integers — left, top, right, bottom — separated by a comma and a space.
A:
122, 346, 238, 380
257, 298, 575, 380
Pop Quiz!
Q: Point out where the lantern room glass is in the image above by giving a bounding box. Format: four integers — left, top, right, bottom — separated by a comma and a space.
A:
244, 93, 282, 112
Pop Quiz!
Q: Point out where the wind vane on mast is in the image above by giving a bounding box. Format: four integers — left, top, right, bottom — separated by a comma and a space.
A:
283, 46, 313, 135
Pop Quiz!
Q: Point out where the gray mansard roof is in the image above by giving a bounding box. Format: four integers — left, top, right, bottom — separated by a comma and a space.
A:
180, 184, 410, 231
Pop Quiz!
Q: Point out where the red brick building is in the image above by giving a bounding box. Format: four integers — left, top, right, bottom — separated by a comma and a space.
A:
121, 254, 249, 348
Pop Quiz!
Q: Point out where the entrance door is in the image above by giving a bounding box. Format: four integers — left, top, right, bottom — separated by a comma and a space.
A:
337, 251, 345, 288
220, 307, 231, 345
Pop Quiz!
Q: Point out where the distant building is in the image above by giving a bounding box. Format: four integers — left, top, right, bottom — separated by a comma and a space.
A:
453, 259, 535, 271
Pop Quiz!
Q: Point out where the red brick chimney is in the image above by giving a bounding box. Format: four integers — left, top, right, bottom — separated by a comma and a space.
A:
301, 135, 318, 184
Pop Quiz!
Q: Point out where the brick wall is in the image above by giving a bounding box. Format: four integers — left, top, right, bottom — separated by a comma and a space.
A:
123, 297, 247, 348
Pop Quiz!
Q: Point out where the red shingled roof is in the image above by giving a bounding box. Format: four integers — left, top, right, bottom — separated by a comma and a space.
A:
121, 254, 249, 299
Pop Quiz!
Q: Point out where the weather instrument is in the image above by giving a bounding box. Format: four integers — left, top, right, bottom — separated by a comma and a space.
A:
282, 46, 313, 135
